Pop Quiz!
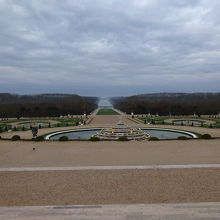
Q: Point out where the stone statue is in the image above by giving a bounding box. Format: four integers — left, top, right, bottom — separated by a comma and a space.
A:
31, 126, 38, 138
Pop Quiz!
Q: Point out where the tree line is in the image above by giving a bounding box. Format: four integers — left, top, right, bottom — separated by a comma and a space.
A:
0, 93, 98, 118
112, 93, 220, 115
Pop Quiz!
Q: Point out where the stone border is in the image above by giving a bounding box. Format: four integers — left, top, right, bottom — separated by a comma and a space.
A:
0, 164, 220, 172
10, 120, 59, 127
165, 118, 215, 125
45, 127, 106, 140
1, 202, 220, 219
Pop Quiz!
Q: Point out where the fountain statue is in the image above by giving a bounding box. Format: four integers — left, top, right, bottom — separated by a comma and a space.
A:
91, 119, 150, 140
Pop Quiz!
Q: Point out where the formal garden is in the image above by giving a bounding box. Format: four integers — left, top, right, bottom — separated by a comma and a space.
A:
137, 115, 220, 128
0, 117, 82, 133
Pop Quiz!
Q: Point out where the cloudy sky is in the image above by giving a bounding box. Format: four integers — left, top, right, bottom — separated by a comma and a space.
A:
0, 0, 220, 96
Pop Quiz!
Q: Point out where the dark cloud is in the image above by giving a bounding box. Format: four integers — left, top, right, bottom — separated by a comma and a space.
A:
0, 0, 220, 96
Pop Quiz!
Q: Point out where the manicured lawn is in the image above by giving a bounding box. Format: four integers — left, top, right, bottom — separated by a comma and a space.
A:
97, 108, 119, 115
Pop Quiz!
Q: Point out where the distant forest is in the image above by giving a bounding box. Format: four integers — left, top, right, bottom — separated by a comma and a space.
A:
111, 93, 220, 115
0, 93, 98, 118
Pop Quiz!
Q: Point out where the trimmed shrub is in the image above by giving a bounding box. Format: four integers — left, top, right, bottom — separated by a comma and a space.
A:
35, 136, 44, 142
118, 136, 129, 141
90, 136, 100, 141
11, 135, 20, 141
59, 136, 69, 141
201, 134, 212, 139
148, 136, 159, 141
177, 136, 189, 140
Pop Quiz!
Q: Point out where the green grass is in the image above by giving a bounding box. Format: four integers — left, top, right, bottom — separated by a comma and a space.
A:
97, 108, 119, 115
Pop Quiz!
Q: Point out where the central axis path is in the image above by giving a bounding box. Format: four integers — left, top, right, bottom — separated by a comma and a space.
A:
89, 107, 139, 126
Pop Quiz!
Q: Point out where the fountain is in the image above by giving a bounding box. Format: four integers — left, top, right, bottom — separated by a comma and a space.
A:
45, 116, 198, 140
92, 119, 150, 140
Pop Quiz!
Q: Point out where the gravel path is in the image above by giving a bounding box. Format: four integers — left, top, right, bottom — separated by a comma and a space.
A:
0, 168, 220, 206
1, 139, 220, 167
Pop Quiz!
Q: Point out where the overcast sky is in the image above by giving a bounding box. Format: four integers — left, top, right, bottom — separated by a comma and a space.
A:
0, 0, 220, 97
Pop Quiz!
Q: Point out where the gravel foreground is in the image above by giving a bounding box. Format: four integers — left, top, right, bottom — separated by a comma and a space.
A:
1, 139, 220, 167
0, 168, 220, 206
1, 115, 220, 208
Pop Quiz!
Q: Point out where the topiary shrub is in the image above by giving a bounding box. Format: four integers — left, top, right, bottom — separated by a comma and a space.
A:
59, 136, 69, 141
90, 136, 100, 141
148, 136, 159, 141
11, 135, 20, 141
177, 136, 189, 140
201, 134, 212, 139
118, 136, 129, 141
35, 136, 44, 142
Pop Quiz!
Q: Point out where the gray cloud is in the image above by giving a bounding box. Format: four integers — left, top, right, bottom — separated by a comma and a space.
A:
0, 0, 220, 96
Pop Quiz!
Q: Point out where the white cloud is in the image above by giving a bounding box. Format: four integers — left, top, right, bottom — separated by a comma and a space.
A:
0, 0, 220, 95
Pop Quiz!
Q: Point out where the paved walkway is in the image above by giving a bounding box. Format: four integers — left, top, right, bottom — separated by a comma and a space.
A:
1, 164, 220, 172
1, 202, 220, 219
